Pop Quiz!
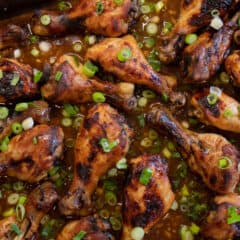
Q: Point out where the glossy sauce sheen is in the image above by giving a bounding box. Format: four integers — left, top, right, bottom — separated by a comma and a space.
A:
0, 0, 239, 239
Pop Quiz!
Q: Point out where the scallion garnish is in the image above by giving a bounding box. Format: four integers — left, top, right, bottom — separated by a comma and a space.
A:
206, 93, 218, 105
218, 156, 232, 169
117, 48, 132, 62
40, 14, 51, 26
10, 223, 22, 235
82, 61, 99, 77
99, 138, 119, 153
227, 206, 240, 224
96, 1, 104, 15
55, 71, 63, 81
139, 167, 153, 185
73, 230, 87, 240
34, 70, 43, 83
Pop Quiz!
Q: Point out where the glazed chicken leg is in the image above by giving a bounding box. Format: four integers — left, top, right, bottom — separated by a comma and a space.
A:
0, 182, 59, 240
147, 106, 240, 194
41, 54, 137, 111
32, 0, 139, 37
181, 11, 240, 83
57, 215, 114, 240
59, 103, 132, 216
0, 124, 64, 182
86, 35, 185, 105
201, 194, 240, 239
122, 154, 175, 240
225, 50, 240, 87
191, 87, 240, 133
158, 0, 235, 63
0, 58, 39, 103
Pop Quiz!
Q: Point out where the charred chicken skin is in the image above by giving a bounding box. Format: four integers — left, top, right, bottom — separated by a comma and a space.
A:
122, 154, 175, 240
57, 215, 115, 240
0, 124, 64, 182
86, 35, 185, 105
41, 54, 137, 111
158, 0, 235, 63
147, 106, 240, 194
225, 50, 240, 87
191, 88, 240, 133
32, 0, 139, 37
0, 58, 39, 103
59, 103, 132, 216
201, 194, 240, 240
0, 182, 59, 240
181, 12, 240, 84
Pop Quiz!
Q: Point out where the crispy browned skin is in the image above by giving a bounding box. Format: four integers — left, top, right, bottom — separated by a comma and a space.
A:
201, 194, 240, 240
122, 154, 175, 240
57, 215, 115, 240
32, 0, 138, 37
181, 12, 240, 83
225, 50, 240, 86
59, 103, 132, 216
147, 106, 240, 194
0, 124, 64, 182
158, 0, 235, 63
41, 54, 137, 111
191, 88, 240, 133
0, 182, 58, 240
0, 100, 50, 142
86, 35, 185, 105
0, 58, 39, 103
0, 24, 26, 50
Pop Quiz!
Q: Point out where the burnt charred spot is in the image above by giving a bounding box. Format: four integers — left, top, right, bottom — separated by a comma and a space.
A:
112, 18, 120, 33
84, 112, 99, 129
199, 96, 220, 118
183, 0, 193, 7
76, 163, 90, 182
210, 175, 217, 185
201, 0, 232, 15
222, 171, 232, 186
131, 194, 163, 227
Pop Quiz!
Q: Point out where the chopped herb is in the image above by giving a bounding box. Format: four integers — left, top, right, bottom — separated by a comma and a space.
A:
63, 103, 79, 117
96, 1, 104, 15
99, 138, 119, 152
29, 35, 39, 44
10, 224, 22, 235
227, 206, 240, 224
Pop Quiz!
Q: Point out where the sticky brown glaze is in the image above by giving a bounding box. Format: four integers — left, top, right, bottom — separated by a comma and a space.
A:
0, 124, 64, 182
41, 54, 137, 111
191, 88, 240, 133
201, 194, 240, 240
158, 0, 234, 63
225, 50, 240, 87
86, 35, 186, 106
122, 154, 175, 240
0, 24, 26, 50
0, 182, 58, 240
181, 12, 240, 84
32, 0, 139, 37
147, 106, 240, 194
57, 215, 115, 240
59, 103, 132, 216
0, 58, 39, 103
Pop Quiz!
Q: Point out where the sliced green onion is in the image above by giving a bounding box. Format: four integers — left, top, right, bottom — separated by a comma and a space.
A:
10, 72, 20, 86
161, 93, 169, 102
33, 136, 38, 145
138, 97, 148, 107
40, 14, 51, 26
190, 223, 200, 235
162, 21, 173, 34
33, 70, 43, 83
10, 223, 22, 235
131, 227, 145, 240
58, 1, 71, 11
99, 138, 119, 153
30, 48, 40, 57
146, 22, 158, 35
92, 92, 106, 103
7, 193, 19, 205
99, 209, 110, 219
29, 35, 39, 44
105, 191, 117, 206
219, 71, 230, 83
227, 206, 240, 224
0, 136, 9, 152
73, 116, 83, 129
0, 69, 3, 79
96, 1, 104, 15
13, 181, 25, 191
11, 122, 23, 134
63, 103, 79, 117
139, 168, 153, 185
140, 3, 155, 14
207, 93, 218, 105
211, 9, 220, 17
140, 137, 152, 148
223, 109, 234, 118
114, 0, 123, 5
55, 71, 63, 81
73, 230, 87, 240
18, 195, 27, 205
218, 156, 232, 169
137, 114, 145, 127
185, 33, 198, 45
15, 102, 29, 112
109, 216, 122, 231
16, 203, 25, 221
162, 147, 171, 159
116, 158, 128, 169
2, 208, 14, 217
143, 37, 156, 48
117, 48, 132, 62
82, 61, 99, 77
103, 180, 118, 191
61, 118, 72, 127
0, 106, 9, 120
48, 166, 60, 177
148, 129, 158, 140
155, 1, 164, 13
73, 42, 82, 52
180, 225, 194, 240
142, 89, 156, 99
